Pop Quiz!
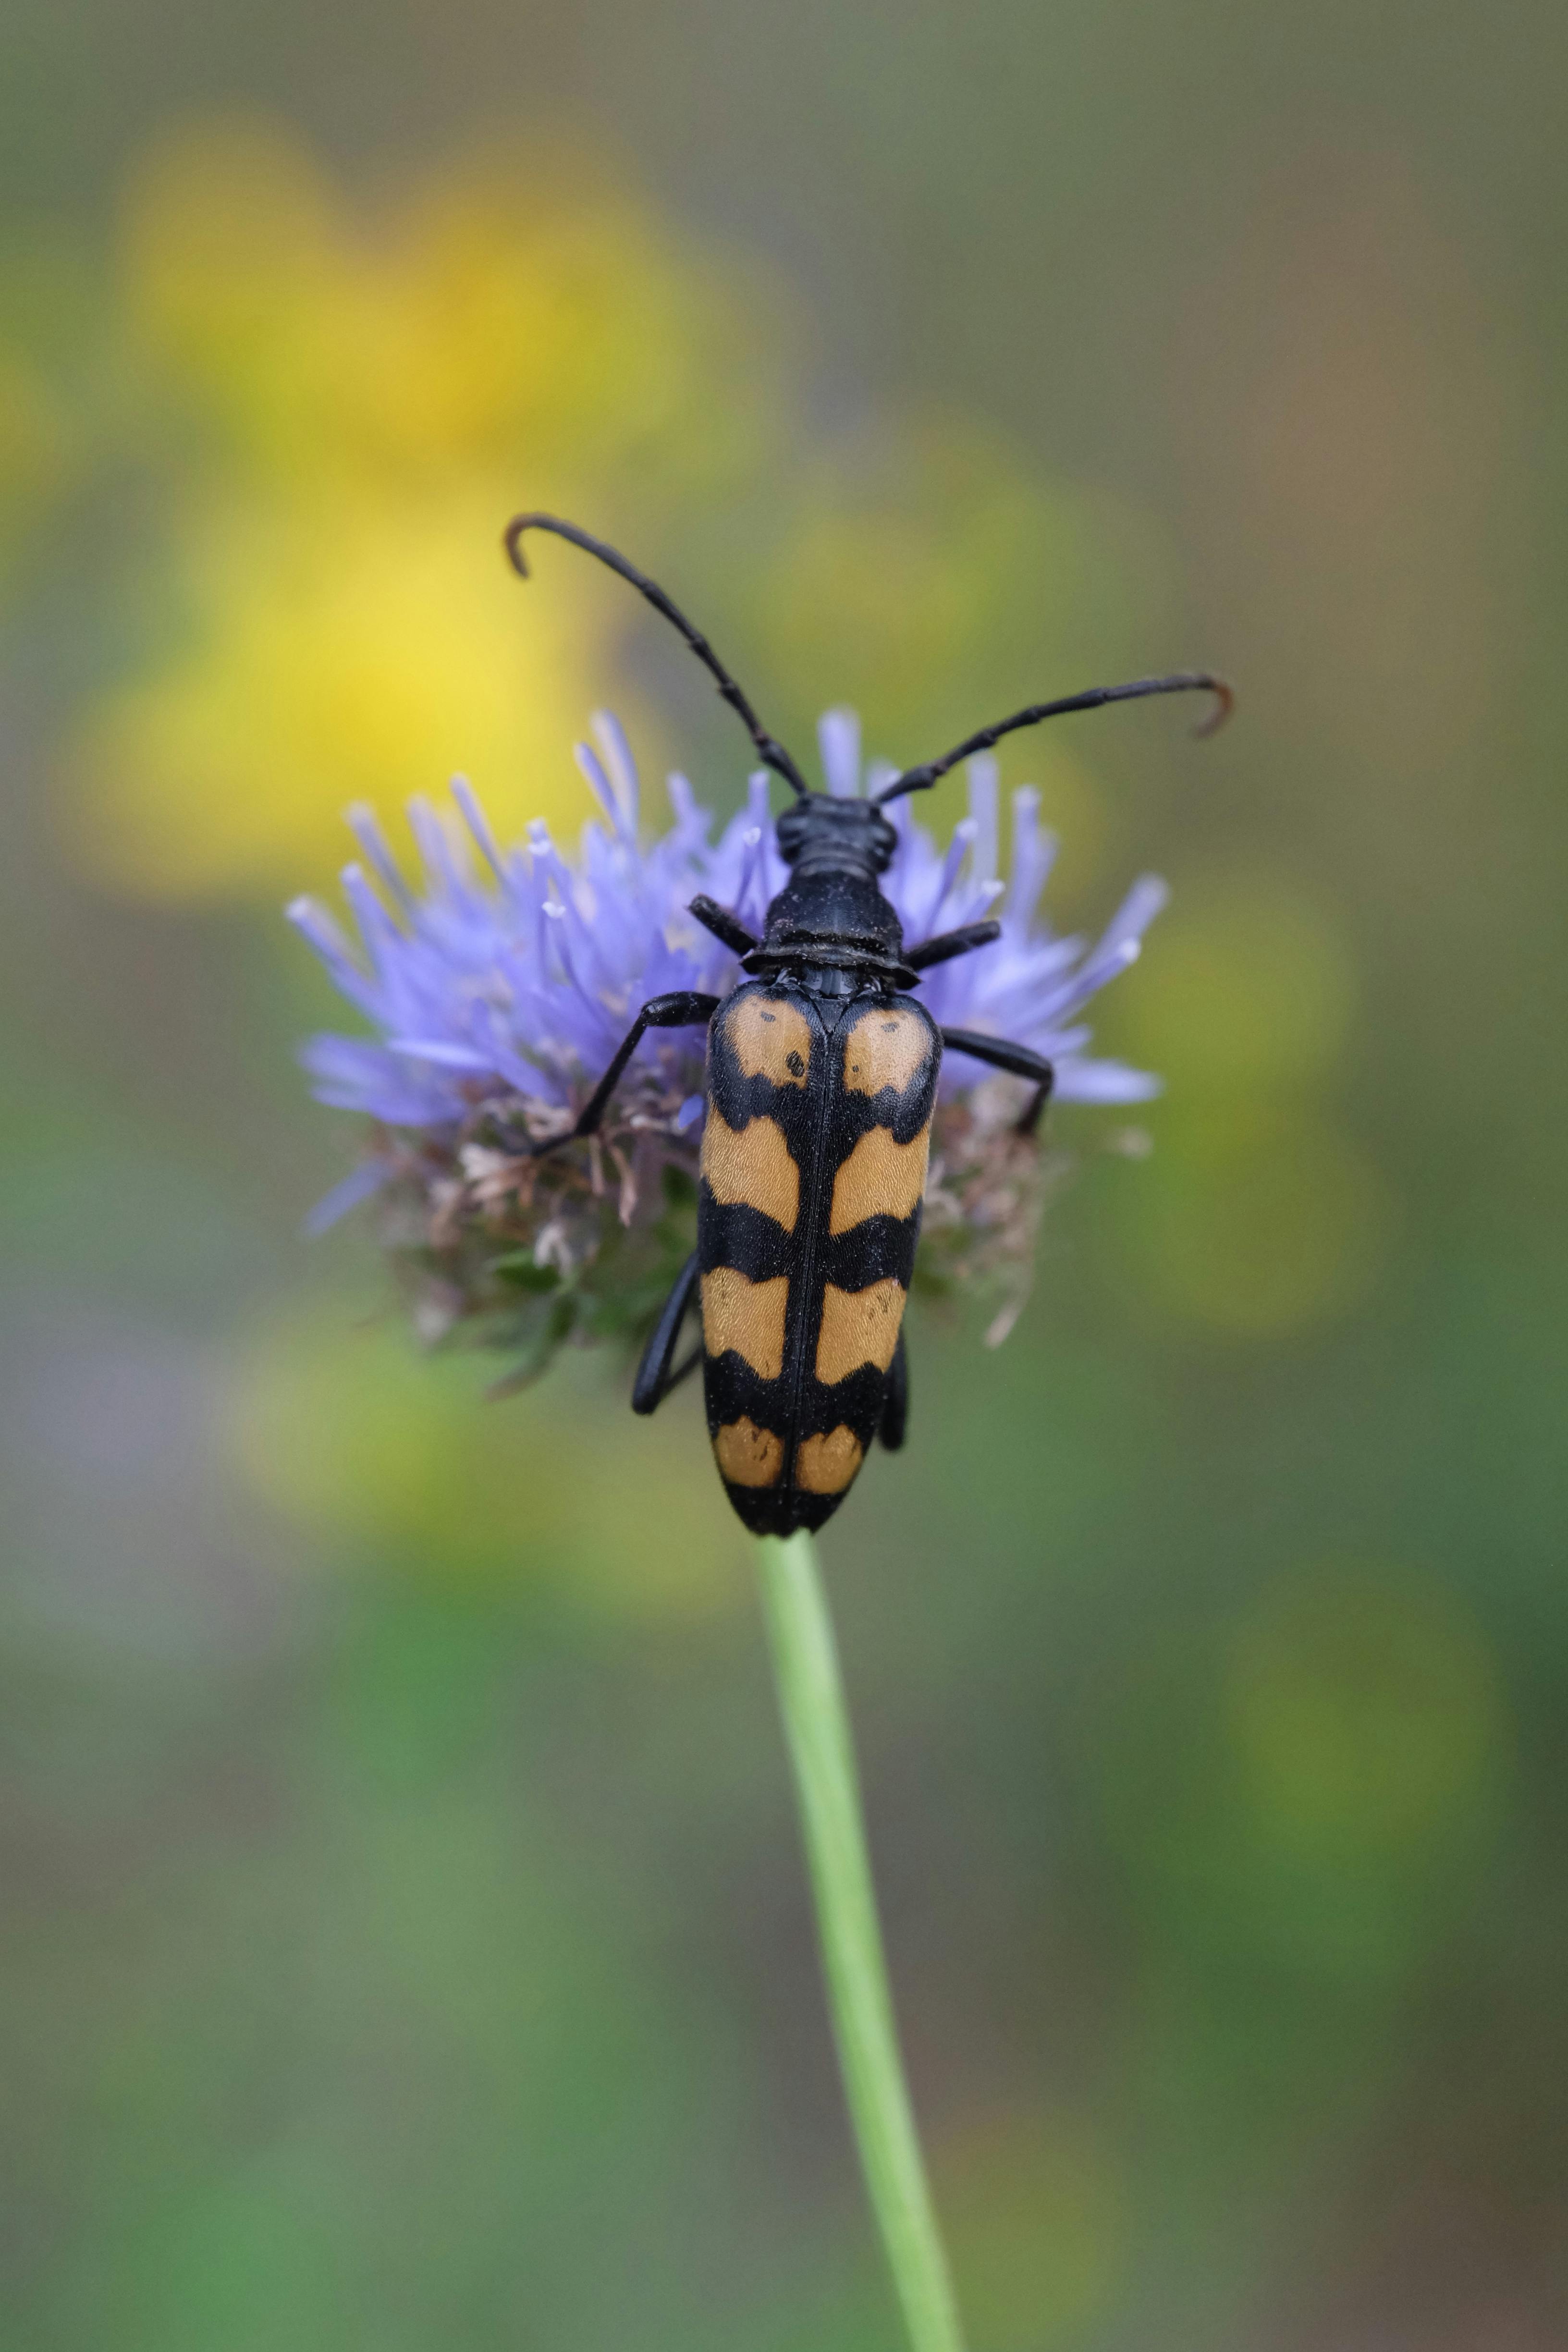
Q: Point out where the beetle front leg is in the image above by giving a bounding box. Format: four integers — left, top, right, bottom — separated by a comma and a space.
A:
939, 1027, 1056, 1136
688, 895, 760, 956
534, 991, 721, 1155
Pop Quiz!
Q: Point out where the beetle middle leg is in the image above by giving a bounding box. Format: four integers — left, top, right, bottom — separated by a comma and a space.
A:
939, 1028, 1056, 1135
632, 1250, 703, 1415
533, 991, 721, 1156
905, 919, 1001, 973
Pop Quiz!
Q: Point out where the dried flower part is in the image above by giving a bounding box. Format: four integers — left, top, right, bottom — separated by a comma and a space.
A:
291, 711, 1165, 1387
917, 1081, 1065, 1348
358, 1078, 703, 1391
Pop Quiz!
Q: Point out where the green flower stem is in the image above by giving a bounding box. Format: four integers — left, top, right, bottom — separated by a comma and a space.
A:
756, 1531, 967, 2352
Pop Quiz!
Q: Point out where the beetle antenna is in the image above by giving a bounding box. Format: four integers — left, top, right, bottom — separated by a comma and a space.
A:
505, 514, 813, 799
873, 672, 1234, 805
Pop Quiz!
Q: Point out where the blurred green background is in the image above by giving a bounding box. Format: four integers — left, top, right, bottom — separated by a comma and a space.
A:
2, 2, 1565, 2345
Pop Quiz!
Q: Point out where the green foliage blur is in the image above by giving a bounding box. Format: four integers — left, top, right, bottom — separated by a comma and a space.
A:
2, 3, 1565, 2345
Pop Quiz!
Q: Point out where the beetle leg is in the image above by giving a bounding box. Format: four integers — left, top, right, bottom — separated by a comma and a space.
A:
878, 1328, 908, 1451
632, 1250, 702, 1415
905, 919, 1001, 973
534, 991, 721, 1155
688, 894, 760, 956
939, 1027, 1056, 1136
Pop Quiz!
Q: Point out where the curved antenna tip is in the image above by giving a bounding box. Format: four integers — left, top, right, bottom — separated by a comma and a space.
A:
874, 667, 1238, 804
502, 514, 539, 577
1192, 676, 1235, 739
498, 511, 813, 799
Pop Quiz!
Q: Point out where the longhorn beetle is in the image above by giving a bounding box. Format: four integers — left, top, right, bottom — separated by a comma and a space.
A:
504, 514, 1230, 1536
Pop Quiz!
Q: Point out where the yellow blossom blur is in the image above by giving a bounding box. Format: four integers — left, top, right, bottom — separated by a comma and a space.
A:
0, 343, 71, 582
1116, 874, 1359, 1097
48, 119, 1157, 911
226, 1300, 743, 1621
751, 414, 1173, 821
1089, 1559, 1510, 1986
67, 488, 618, 894
1227, 1564, 1509, 1862
62, 120, 792, 898
1106, 875, 1390, 1333
118, 121, 780, 491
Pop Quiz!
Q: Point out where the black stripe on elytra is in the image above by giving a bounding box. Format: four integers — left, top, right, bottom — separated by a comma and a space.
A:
828, 1076, 936, 1151
703, 1347, 789, 1434
798, 1360, 888, 1436
707, 1066, 825, 1137
697, 1196, 797, 1284
821, 1215, 921, 1293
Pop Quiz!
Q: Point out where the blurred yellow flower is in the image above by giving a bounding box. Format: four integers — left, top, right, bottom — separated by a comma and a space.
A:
118, 120, 779, 492
0, 343, 71, 582
67, 488, 613, 894
226, 1299, 742, 1621
55, 117, 1175, 923
751, 414, 1171, 834
1227, 1564, 1508, 1862
63, 119, 790, 900
1089, 1559, 1510, 1981
1105, 875, 1390, 1333
1115, 874, 1357, 1096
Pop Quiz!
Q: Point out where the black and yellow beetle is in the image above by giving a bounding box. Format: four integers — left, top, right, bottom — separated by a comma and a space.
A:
506, 514, 1229, 1535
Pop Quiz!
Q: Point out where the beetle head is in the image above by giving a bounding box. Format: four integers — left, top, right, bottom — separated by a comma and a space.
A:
775, 795, 898, 881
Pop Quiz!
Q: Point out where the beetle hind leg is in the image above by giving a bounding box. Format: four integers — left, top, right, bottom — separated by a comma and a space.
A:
632, 1250, 702, 1414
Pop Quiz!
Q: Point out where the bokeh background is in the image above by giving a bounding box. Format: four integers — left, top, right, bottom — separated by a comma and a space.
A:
3, 3, 1565, 2346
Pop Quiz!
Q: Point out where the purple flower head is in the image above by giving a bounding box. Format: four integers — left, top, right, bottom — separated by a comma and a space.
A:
289, 711, 1165, 1371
